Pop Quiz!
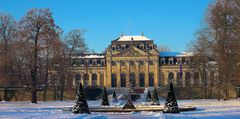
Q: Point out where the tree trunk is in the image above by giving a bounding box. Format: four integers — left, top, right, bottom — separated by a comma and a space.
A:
224, 88, 229, 100
203, 71, 208, 99
31, 69, 37, 103
53, 82, 57, 100
209, 81, 213, 99
217, 83, 221, 101
43, 69, 48, 101
31, 34, 38, 104
236, 88, 240, 98
59, 78, 65, 101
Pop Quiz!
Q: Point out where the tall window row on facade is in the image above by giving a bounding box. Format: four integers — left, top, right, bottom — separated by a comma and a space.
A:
74, 73, 104, 86
110, 73, 154, 87
167, 72, 201, 86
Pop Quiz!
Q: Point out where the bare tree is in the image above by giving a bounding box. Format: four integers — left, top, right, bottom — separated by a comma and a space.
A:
188, 29, 214, 99
190, 0, 240, 100
41, 28, 62, 101
54, 29, 88, 101
18, 8, 60, 103
0, 13, 17, 100
158, 45, 171, 52
207, 0, 240, 100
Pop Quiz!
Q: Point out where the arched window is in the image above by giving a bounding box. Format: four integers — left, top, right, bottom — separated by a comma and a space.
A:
185, 72, 191, 85
83, 74, 89, 86
168, 72, 174, 84
149, 73, 154, 87
121, 73, 126, 87
75, 74, 81, 85
139, 73, 145, 87
194, 72, 199, 84
177, 72, 181, 85
92, 73, 97, 86
111, 73, 117, 87
130, 73, 136, 87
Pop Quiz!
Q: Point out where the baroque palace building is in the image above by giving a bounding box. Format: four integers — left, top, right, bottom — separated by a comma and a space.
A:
68, 35, 201, 90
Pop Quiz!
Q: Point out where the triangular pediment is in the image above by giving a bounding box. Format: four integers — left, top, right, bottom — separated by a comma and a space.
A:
114, 45, 149, 56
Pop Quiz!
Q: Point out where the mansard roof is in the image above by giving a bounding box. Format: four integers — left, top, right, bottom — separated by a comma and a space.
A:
114, 35, 151, 42
72, 53, 105, 59
114, 45, 149, 56
160, 52, 193, 57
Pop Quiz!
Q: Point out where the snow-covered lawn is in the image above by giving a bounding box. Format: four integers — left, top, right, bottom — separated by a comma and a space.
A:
1, 99, 240, 119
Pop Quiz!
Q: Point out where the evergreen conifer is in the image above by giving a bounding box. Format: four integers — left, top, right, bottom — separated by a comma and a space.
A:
122, 99, 136, 109
112, 90, 118, 102
72, 83, 90, 114
101, 87, 110, 106
146, 90, 152, 102
163, 82, 180, 113
151, 88, 160, 105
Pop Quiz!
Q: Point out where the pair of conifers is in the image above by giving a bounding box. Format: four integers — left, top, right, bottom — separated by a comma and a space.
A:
72, 82, 179, 114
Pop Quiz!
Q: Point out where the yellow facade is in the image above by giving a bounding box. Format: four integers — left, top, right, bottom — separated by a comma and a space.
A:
69, 35, 201, 89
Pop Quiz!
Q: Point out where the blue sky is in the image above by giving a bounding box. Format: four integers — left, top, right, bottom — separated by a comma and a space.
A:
0, 0, 212, 52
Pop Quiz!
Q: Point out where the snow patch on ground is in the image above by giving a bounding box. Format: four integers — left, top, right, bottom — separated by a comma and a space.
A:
1, 99, 240, 119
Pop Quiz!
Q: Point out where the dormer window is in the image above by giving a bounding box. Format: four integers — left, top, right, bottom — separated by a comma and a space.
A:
137, 45, 140, 49
117, 45, 121, 50
89, 59, 93, 65
182, 58, 186, 64
112, 47, 115, 51
97, 59, 101, 65
80, 60, 84, 65
101, 61, 105, 66
71, 60, 76, 66
149, 46, 153, 50
125, 44, 129, 49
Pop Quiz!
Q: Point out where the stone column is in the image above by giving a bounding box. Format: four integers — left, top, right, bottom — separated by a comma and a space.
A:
182, 71, 186, 87
106, 55, 112, 88
145, 60, 149, 87
190, 72, 194, 85
103, 72, 106, 86
89, 72, 92, 86
126, 60, 130, 87
97, 72, 101, 86
174, 71, 177, 85
164, 71, 168, 85
117, 61, 121, 87
80, 73, 84, 85
135, 61, 140, 87
154, 60, 159, 87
